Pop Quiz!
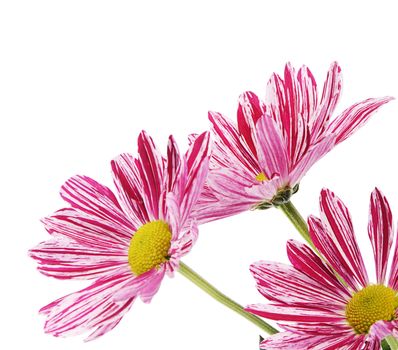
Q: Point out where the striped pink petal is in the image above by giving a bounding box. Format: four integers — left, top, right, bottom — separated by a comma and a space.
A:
209, 111, 259, 174
237, 91, 266, 156
297, 65, 318, 125
266, 63, 310, 165
169, 220, 199, 262
42, 208, 131, 249
255, 115, 289, 179
113, 267, 165, 303
317, 188, 368, 289
179, 131, 211, 226
111, 153, 150, 227
369, 320, 398, 343
166, 135, 182, 194
29, 237, 126, 280
310, 62, 342, 142
388, 227, 398, 289
137, 131, 165, 220
328, 96, 394, 145
368, 188, 393, 284
280, 321, 352, 336
260, 332, 362, 350
61, 175, 133, 230
286, 240, 351, 298
288, 134, 336, 185
250, 261, 346, 307
246, 303, 342, 322
40, 269, 135, 341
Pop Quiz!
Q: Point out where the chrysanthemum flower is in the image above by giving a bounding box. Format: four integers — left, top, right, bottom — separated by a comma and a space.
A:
196, 62, 393, 223
29, 131, 211, 340
247, 188, 398, 349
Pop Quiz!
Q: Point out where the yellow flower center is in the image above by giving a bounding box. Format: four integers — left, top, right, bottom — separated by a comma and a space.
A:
255, 172, 268, 182
345, 285, 398, 334
128, 220, 172, 276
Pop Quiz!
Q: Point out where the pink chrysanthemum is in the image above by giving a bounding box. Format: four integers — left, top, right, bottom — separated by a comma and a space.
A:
196, 62, 393, 223
247, 188, 398, 349
29, 131, 211, 341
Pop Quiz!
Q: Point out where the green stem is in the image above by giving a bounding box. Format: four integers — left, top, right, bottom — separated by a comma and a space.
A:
383, 336, 398, 350
178, 261, 278, 335
278, 201, 315, 250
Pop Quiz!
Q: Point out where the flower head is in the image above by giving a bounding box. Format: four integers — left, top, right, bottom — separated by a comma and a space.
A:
29, 131, 211, 340
247, 188, 398, 349
196, 62, 393, 223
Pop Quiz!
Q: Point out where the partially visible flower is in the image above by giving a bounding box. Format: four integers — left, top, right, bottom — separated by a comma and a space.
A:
195, 62, 393, 223
29, 131, 211, 340
247, 188, 398, 349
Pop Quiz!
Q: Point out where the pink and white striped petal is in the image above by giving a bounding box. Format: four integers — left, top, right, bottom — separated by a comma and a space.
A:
288, 134, 336, 185
179, 131, 211, 226
255, 115, 289, 179
250, 261, 347, 307
237, 91, 266, 156
318, 188, 368, 289
42, 208, 131, 250
137, 131, 165, 220
286, 240, 351, 298
29, 237, 126, 280
388, 226, 398, 289
166, 135, 182, 194
328, 96, 394, 145
246, 303, 343, 322
310, 62, 342, 142
61, 175, 133, 231
40, 269, 135, 341
368, 188, 393, 284
111, 153, 150, 227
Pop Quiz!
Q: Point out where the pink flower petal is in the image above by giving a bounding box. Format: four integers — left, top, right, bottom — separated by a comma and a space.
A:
316, 188, 368, 289
286, 240, 351, 298
368, 188, 393, 284
209, 111, 260, 174
111, 153, 150, 227
179, 131, 211, 226
61, 175, 133, 230
42, 207, 131, 249
166, 135, 182, 193
328, 96, 394, 145
288, 134, 336, 185
250, 261, 347, 307
310, 62, 342, 142
255, 115, 289, 179
246, 303, 342, 322
297, 65, 318, 125
137, 131, 165, 220
237, 91, 266, 156
40, 269, 135, 340
169, 220, 199, 262
369, 320, 398, 342
29, 237, 126, 280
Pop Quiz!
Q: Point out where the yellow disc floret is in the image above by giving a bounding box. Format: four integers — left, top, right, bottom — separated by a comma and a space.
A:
345, 284, 398, 334
128, 220, 172, 276
255, 172, 268, 182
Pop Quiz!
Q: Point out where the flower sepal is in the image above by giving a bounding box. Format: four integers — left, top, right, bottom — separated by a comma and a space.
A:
254, 184, 299, 210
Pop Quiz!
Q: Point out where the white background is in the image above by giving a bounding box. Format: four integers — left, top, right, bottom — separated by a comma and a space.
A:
1, 1, 398, 349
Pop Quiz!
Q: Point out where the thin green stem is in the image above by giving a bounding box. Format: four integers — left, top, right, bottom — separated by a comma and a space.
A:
178, 261, 278, 335
383, 336, 398, 350
278, 201, 315, 250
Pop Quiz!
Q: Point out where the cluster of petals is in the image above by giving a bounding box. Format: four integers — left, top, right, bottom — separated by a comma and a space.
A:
195, 62, 392, 223
29, 131, 211, 340
247, 188, 398, 349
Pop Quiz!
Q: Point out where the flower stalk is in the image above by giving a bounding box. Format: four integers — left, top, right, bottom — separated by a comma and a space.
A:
178, 261, 278, 335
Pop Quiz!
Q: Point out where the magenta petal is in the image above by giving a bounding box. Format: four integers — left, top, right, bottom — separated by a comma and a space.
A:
40, 269, 135, 340
42, 207, 131, 249
368, 188, 393, 284
317, 189, 368, 289
369, 320, 398, 343
250, 261, 347, 307
179, 131, 211, 226
286, 240, 351, 298
329, 96, 394, 145
111, 153, 150, 227
246, 303, 342, 322
237, 91, 266, 156
310, 62, 342, 142
137, 131, 165, 220
255, 115, 289, 179
166, 135, 182, 193
29, 237, 126, 280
